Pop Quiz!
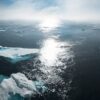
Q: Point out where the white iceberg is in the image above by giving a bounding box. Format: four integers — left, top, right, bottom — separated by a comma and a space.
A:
0, 46, 39, 63
0, 73, 47, 100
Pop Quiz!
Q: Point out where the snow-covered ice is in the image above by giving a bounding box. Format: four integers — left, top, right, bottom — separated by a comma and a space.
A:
0, 46, 39, 63
0, 73, 47, 100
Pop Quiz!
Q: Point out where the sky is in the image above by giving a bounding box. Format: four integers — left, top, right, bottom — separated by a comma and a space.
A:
0, 0, 100, 23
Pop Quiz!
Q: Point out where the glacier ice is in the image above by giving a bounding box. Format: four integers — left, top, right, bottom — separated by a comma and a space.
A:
0, 73, 47, 100
0, 46, 39, 63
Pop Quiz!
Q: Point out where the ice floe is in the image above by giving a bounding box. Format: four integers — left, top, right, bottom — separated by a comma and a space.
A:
0, 46, 39, 63
0, 73, 47, 100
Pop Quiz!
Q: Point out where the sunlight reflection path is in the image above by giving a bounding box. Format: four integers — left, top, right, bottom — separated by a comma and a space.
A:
38, 18, 61, 33
38, 36, 74, 83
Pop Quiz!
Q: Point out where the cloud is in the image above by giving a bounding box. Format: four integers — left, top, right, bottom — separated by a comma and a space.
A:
57, 0, 100, 22
0, 0, 100, 23
0, 0, 59, 22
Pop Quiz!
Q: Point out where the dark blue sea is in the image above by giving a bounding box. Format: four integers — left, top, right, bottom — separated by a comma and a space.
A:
0, 21, 100, 100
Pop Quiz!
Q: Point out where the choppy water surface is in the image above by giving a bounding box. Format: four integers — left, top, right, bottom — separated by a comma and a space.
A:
0, 21, 100, 100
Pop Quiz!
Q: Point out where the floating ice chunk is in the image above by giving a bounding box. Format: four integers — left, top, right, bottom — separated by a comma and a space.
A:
0, 73, 47, 99
0, 46, 39, 63
0, 29, 6, 32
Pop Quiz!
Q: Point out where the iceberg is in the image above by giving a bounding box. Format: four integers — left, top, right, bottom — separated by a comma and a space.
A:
0, 73, 47, 100
0, 46, 39, 63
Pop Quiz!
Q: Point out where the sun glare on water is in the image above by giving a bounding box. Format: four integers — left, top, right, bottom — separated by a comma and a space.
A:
38, 17, 61, 32
38, 36, 73, 82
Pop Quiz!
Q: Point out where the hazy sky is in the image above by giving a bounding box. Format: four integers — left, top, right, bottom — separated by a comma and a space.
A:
0, 0, 100, 23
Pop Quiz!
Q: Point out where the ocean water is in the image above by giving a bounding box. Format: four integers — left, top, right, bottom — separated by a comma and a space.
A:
0, 21, 100, 100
